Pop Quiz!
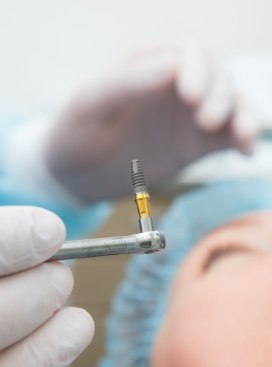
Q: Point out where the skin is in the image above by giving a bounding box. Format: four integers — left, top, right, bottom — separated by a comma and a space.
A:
152, 211, 272, 367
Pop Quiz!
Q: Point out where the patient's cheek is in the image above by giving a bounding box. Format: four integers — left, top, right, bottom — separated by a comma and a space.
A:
151, 305, 208, 367
151, 284, 214, 367
152, 254, 272, 367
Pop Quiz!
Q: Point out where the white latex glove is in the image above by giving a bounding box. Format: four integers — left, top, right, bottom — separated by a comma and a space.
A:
0, 206, 94, 366
44, 44, 258, 203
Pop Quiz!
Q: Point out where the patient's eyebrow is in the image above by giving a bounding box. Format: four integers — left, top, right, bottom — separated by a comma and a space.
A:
202, 245, 251, 272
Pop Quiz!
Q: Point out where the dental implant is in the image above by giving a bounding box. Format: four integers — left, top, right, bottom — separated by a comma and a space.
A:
47, 160, 165, 261
131, 159, 154, 232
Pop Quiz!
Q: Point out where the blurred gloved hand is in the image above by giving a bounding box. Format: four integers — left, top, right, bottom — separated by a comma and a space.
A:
0, 206, 94, 367
45, 44, 258, 203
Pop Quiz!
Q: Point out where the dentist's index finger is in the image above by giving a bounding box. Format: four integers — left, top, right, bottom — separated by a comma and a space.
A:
196, 66, 234, 131
0, 206, 66, 276
176, 43, 212, 105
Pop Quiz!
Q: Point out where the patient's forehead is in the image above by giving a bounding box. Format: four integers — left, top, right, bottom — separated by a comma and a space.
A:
196, 211, 272, 248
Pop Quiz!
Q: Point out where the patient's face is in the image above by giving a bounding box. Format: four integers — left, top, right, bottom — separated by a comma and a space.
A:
152, 212, 272, 367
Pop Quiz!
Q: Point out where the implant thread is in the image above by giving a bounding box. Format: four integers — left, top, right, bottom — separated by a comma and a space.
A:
131, 159, 147, 194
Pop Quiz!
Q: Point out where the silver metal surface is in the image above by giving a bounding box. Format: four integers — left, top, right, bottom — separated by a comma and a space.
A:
139, 217, 154, 232
49, 231, 166, 261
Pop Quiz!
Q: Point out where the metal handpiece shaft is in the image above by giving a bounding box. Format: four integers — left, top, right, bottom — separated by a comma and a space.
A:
49, 231, 166, 261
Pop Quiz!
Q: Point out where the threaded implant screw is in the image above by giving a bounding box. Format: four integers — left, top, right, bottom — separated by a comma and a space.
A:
131, 159, 148, 194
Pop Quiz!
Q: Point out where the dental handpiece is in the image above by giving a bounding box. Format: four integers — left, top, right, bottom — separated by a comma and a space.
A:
49, 159, 166, 261
50, 231, 166, 260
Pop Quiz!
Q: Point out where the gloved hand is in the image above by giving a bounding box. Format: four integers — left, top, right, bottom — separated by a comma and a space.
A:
45, 44, 258, 203
0, 206, 94, 367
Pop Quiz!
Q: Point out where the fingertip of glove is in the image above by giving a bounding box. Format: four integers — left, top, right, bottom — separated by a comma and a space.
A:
176, 79, 203, 107
42, 262, 74, 305
0, 207, 67, 275
31, 207, 66, 256
53, 307, 95, 364
69, 307, 95, 341
195, 106, 227, 133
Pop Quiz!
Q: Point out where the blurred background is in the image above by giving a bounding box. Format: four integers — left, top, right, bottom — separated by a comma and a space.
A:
0, 0, 272, 123
0, 0, 271, 365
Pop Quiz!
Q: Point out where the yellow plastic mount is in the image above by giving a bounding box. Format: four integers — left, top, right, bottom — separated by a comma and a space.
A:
135, 192, 151, 218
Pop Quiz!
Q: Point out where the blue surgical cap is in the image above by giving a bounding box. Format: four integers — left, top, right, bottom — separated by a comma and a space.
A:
99, 180, 272, 367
